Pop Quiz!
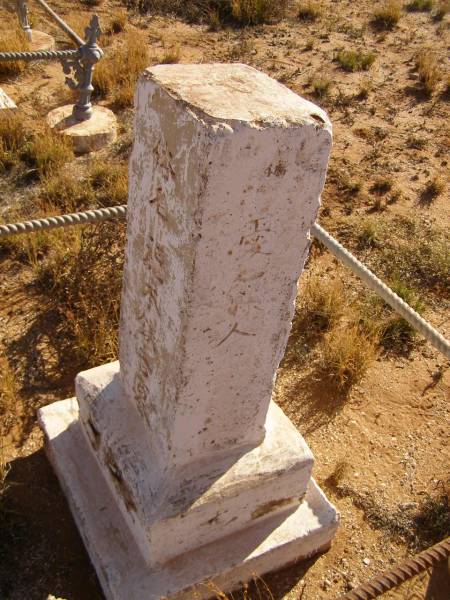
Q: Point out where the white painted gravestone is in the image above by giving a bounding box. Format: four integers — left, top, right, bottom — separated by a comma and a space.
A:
39, 63, 338, 599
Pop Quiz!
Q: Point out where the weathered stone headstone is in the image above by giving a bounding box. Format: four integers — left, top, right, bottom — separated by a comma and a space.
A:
39, 63, 338, 599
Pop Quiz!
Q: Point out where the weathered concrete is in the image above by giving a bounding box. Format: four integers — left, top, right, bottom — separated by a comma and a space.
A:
39, 63, 338, 599
46, 104, 117, 153
75, 361, 316, 566
0, 88, 16, 109
39, 399, 338, 600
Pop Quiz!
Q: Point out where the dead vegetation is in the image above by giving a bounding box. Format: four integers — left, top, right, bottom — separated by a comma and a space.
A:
336, 49, 376, 72
415, 50, 441, 96
125, 0, 288, 25
0, 111, 73, 179
0, 26, 29, 78
309, 73, 332, 99
93, 30, 150, 107
34, 224, 124, 368
0, 110, 27, 171
319, 325, 377, 390
297, 1, 323, 21
325, 466, 450, 551
407, 0, 434, 11
372, 0, 402, 29
0, 355, 19, 419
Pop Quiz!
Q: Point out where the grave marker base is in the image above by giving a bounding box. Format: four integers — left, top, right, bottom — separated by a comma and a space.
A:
39, 398, 338, 600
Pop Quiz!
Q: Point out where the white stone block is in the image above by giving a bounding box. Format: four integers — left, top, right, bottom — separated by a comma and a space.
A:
0, 88, 16, 110
39, 63, 338, 599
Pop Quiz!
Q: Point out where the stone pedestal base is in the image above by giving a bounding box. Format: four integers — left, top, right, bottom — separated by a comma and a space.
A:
46, 105, 117, 154
30, 31, 55, 52
38, 399, 339, 600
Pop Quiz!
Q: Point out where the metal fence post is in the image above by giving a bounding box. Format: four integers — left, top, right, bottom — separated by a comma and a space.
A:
16, 0, 33, 41
61, 15, 103, 121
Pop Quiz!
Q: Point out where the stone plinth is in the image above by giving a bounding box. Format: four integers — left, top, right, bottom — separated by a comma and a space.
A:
46, 104, 117, 154
0, 88, 16, 109
39, 63, 338, 599
29, 31, 55, 52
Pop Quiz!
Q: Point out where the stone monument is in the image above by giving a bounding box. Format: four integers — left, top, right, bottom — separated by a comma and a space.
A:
39, 63, 338, 599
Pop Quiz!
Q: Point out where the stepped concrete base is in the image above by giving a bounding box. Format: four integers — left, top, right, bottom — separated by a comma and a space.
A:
75, 362, 317, 567
38, 399, 339, 600
30, 31, 55, 52
46, 105, 117, 154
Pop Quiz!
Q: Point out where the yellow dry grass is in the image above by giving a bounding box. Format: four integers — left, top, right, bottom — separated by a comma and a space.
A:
93, 30, 150, 108
0, 27, 29, 77
416, 50, 442, 96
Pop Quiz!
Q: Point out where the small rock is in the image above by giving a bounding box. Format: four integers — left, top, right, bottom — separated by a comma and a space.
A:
363, 558, 371, 566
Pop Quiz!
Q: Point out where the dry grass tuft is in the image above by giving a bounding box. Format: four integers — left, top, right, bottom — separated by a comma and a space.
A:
433, 0, 450, 19
336, 49, 376, 72
370, 177, 393, 195
161, 43, 181, 64
301, 277, 346, 333
356, 220, 379, 249
34, 224, 125, 368
411, 482, 450, 549
230, 0, 288, 25
289, 274, 380, 393
0, 355, 19, 417
297, 1, 323, 21
39, 172, 94, 213
350, 216, 449, 298
0, 28, 29, 77
128, 0, 288, 25
22, 127, 74, 179
319, 325, 377, 390
89, 160, 128, 205
0, 110, 27, 170
407, 0, 433, 10
357, 79, 373, 99
415, 50, 441, 96
372, 0, 402, 29
105, 9, 128, 35
377, 279, 425, 349
93, 30, 150, 108
420, 175, 445, 204
309, 74, 332, 99
38, 160, 128, 212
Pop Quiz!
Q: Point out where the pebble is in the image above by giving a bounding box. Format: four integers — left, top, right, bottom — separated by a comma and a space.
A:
363, 558, 371, 566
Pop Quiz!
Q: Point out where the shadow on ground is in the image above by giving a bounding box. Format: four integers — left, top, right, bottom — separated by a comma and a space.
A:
0, 449, 103, 600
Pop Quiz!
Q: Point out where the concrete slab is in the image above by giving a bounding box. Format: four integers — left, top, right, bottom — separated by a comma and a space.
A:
46, 104, 117, 153
38, 398, 339, 600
